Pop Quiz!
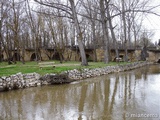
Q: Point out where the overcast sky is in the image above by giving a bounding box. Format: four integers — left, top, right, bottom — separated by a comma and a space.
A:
142, 0, 160, 43
31, 0, 160, 43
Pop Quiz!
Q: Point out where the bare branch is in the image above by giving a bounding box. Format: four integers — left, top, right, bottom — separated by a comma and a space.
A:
32, 9, 73, 19
34, 0, 72, 16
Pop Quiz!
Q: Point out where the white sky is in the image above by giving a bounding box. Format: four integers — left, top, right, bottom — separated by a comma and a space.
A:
142, 0, 160, 43
30, 0, 160, 43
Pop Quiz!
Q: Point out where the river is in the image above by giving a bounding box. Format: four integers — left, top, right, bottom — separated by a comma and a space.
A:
0, 64, 160, 120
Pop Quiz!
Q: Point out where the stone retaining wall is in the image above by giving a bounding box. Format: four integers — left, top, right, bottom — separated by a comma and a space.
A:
67, 61, 153, 80
0, 61, 153, 92
0, 73, 41, 92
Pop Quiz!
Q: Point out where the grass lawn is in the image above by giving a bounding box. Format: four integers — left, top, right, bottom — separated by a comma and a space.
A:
0, 60, 129, 77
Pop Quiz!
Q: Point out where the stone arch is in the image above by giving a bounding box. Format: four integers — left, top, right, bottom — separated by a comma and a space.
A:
113, 54, 124, 62
0, 54, 4, 61
86, 54, 93, 61
13, 53, 20, 61
30, 53, 40, 61
52, 52, 60, 60
79, 54, 92, 62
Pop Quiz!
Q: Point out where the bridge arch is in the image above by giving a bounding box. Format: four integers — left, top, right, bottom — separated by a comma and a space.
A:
86, 54, 93, 61
13, 53, 20, 61
30, 53, 40, 61
0, 54, 4, 61
52, 52, 61, 60
79, 54, 93, 62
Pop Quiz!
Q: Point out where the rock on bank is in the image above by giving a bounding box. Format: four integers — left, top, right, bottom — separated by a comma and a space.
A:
0, 61, 153, 92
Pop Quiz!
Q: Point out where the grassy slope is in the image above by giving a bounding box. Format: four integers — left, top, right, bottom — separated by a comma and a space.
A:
0, 61, 129, 77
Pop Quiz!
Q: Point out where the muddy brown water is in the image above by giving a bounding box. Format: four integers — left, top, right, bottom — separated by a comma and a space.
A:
0, 65, 160, 120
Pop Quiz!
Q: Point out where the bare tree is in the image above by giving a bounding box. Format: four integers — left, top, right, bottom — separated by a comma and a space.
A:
99, 0, 110, 63
139, 30, 154, 61
45, 13, 65, 63
34, 0, 88, 66
25, 0, 44, 61
105, 0, 119, 59
69, 0, 88, 65
80, 0, 99, 62
0, 1, 5, 62
1, 0, 160, 64
10, 0, 26, 63
0, 0, 14, 64
121, 0, 128, 62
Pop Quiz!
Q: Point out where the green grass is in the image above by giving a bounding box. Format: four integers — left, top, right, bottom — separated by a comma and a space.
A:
0, 60, 130, 77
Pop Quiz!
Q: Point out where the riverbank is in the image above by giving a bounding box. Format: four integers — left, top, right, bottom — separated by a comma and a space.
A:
0, 61, 153, 92
67, 61, 153, 80
0, 61, 127, 77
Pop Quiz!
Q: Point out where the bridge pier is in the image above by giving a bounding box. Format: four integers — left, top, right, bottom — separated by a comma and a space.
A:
157, 59, 160, 63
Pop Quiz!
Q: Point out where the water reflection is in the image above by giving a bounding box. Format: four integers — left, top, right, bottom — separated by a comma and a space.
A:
0, 65, 160, 120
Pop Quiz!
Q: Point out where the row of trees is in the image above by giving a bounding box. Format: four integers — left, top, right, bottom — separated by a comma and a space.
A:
0, 0, 159, 65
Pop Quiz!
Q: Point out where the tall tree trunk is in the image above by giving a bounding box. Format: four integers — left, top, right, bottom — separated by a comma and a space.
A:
21, 36, 25, 64
69, 0, 88, 66
105, 0, 119, 59
6, 27, 13, 64
0, 42, 2, 62
91, 21, 97, 62
127, 14, 131, 48
121, 0, 128, 62
100, 0, 109, 63
133, 24, 137, 49
0, 21, 2, 62
21, 47, 25, 64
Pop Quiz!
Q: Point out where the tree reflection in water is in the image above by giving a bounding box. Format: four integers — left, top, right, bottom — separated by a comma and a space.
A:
0, 65, 160, 120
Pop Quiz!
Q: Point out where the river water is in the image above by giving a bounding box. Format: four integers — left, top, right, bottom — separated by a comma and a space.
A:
0, 65, 160, 120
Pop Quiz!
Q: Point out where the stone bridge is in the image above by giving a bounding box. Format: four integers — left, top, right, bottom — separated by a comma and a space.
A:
147, 49, 160, 63
1, 48, 90, 62
1, 48, 60, 61
1, 47, 160, 62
